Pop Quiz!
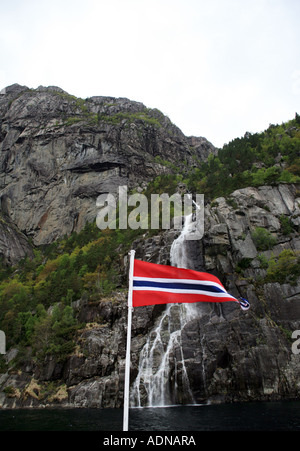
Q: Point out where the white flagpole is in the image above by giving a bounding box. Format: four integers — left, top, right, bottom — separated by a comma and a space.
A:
123, 249, 135, 432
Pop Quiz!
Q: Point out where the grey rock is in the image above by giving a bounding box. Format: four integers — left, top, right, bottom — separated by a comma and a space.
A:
0, 84, 217, 247
0, 212, 33, 265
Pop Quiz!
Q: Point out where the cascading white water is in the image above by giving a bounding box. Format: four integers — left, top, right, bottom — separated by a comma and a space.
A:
130, 211, 200, 407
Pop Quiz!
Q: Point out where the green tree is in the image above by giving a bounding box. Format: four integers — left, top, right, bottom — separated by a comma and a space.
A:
251, 227, 277, 251
266, 250, 300, 284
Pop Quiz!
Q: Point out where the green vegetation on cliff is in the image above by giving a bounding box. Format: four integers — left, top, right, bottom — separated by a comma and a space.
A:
0, 115, 299, 367
148, 115, 300, 200
0, 223, 141, 360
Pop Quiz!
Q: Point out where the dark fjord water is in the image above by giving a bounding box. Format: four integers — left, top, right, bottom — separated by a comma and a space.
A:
0, 401, 299, 431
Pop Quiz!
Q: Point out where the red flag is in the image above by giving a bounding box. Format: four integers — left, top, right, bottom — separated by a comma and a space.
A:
132, 259, 250, 310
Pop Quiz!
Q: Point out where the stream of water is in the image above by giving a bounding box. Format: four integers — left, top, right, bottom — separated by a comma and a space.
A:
130, 212, 200, 407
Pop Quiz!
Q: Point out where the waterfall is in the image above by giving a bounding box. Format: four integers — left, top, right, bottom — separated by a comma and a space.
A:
131, 211, 200, 407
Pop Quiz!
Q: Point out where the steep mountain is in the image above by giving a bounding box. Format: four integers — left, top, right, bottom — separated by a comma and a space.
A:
0, 84, 215, 253
0, 84, 299, 410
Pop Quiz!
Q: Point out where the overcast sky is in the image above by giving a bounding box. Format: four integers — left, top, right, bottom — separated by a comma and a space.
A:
1, 0, 299, 147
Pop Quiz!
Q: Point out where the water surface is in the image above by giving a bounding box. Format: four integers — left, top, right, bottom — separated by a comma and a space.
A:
0, 401, 299, 431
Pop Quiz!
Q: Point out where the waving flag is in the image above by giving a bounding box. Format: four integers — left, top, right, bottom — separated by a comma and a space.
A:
123, 251, 250, 432
132, 259, 250, 310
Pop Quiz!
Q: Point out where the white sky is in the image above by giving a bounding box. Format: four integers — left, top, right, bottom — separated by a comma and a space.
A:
0, 0, 299, 147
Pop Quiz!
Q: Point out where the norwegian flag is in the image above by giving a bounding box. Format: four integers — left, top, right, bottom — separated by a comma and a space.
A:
132, 259, 250, 310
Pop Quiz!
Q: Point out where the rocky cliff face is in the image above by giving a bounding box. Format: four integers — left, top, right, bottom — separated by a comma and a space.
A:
130, 183, 300, 405
1, 183, 299, 409
0, 84, 215, 254
0, 84, 299, 410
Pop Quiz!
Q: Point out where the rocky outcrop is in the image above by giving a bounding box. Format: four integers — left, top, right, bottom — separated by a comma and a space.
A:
128, 184, 300, 405
0, 84, 216, 247
0, 292, 163, 409
0, 211, 33, 265
1, 184, 299, 408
